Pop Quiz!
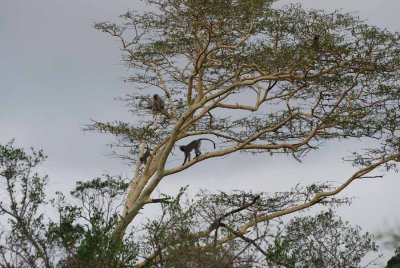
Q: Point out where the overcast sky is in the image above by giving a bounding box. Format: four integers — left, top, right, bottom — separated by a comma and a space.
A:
1, 0, 399, 264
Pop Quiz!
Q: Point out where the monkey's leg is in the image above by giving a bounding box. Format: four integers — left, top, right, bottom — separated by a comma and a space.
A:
182, 153, 190, 166
194, 148, 201, 158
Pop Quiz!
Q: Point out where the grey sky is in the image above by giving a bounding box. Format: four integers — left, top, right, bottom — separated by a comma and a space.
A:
1, 0, 399, 264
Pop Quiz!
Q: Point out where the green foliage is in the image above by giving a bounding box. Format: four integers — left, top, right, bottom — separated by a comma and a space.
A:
0, 140, 52, 268
134, 187, 354, 267
0, 141, 138, 267
266, 210, 379, 267
386, 247, 400, 268
51, 175, 138, 268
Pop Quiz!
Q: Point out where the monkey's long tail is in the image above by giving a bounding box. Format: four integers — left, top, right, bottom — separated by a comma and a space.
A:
199, 138, 216, 149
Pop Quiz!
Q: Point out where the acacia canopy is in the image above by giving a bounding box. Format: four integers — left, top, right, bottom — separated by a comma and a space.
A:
89, 0, 400, 260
